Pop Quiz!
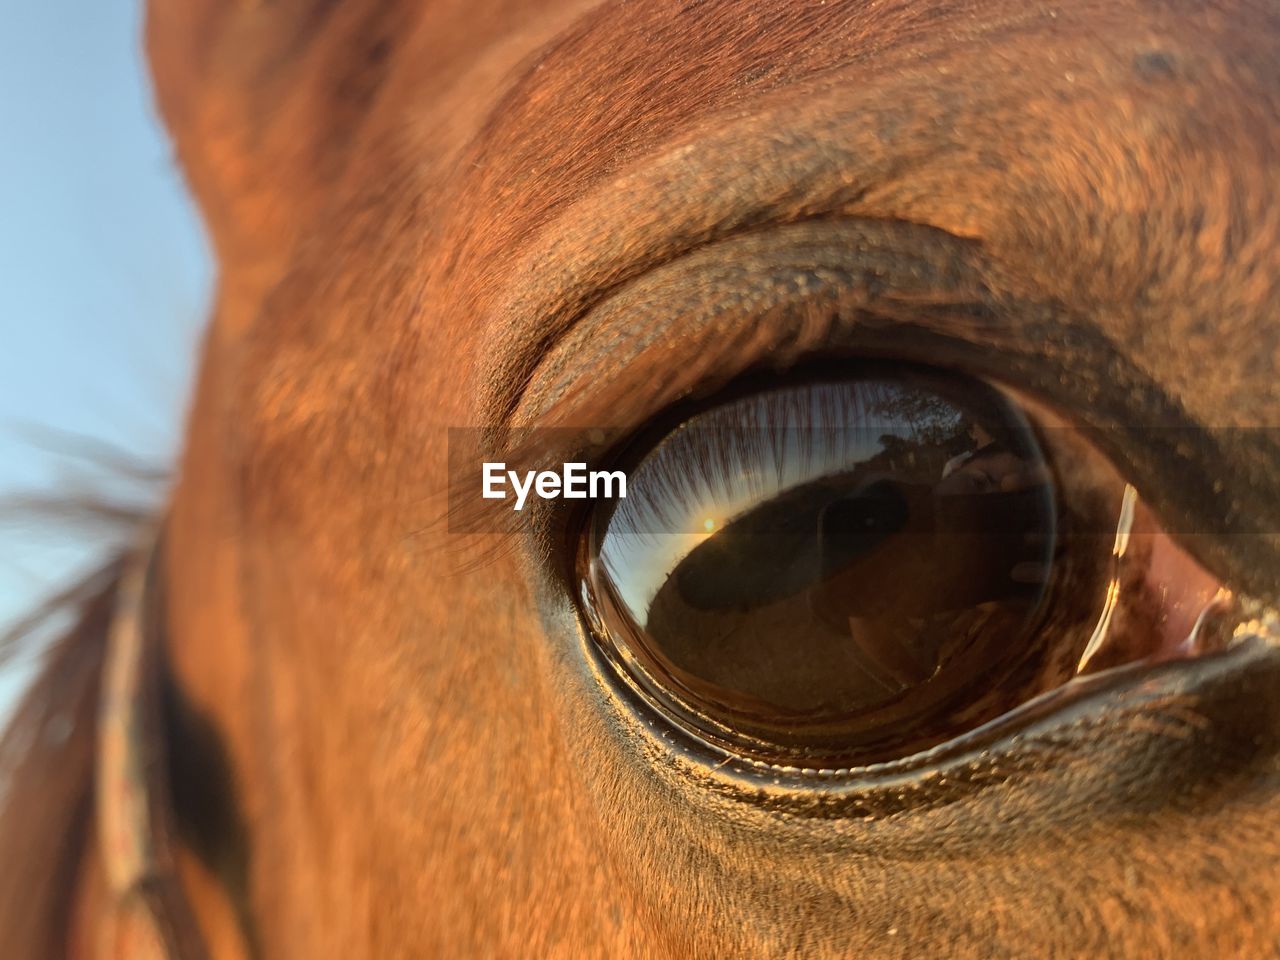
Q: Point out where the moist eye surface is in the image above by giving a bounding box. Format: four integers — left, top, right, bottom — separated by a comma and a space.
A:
577, 368, 1096, 766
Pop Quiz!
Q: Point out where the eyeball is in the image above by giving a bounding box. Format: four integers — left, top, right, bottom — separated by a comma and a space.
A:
577, 368, 1130, 766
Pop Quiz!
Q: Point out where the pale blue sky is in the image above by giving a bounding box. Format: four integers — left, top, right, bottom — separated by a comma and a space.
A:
0, 1, 211, 714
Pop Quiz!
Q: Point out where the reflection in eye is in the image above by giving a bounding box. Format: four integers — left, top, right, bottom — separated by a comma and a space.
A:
577, 369, 1229, 767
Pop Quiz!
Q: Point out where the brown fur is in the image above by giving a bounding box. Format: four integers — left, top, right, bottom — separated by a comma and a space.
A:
7, 0, 1280, 956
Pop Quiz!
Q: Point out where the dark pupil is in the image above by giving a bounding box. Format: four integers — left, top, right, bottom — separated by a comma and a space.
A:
589, 374, 1057, 764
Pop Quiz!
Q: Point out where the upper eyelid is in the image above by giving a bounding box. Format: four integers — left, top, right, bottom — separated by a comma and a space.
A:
504, 217, 1012, 437
462, 243, 1062, 552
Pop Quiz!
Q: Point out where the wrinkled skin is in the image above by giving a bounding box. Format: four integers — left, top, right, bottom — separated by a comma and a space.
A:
67, 0, 1280, 956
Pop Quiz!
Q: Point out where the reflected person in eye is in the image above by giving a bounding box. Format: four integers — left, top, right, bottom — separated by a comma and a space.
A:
938, 420, 1050, 495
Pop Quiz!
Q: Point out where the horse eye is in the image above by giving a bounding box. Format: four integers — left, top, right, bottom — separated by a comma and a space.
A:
575, 367, 1224, 768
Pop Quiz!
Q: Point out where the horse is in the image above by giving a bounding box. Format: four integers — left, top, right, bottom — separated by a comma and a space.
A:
3, 0, 1280, 956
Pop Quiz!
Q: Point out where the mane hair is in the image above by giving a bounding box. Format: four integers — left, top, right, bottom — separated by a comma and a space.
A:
0, 497, 157, 959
